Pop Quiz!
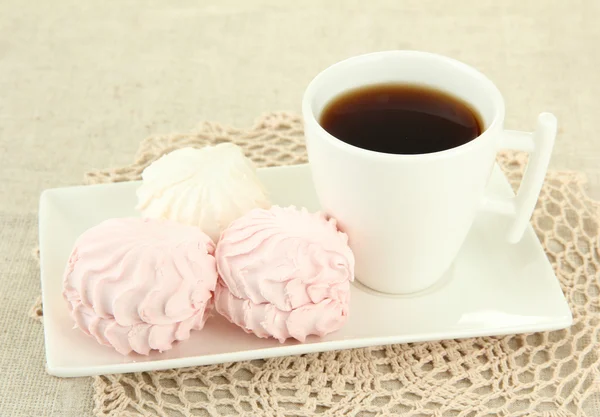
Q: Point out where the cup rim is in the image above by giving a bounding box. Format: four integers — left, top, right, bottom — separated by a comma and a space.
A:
302, 50, 506, 160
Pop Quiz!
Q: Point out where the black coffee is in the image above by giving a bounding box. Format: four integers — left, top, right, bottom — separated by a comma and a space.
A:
319, 83, 483, 155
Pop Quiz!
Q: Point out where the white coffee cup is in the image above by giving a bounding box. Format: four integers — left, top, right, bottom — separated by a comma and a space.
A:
302, 51, 556, 294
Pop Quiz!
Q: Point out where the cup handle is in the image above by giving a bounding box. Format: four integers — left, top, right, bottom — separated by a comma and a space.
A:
482, 112, 557, 244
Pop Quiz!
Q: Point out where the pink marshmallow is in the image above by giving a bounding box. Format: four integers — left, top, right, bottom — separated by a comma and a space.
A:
215, 206, 355, 342
63, 217, 218, 355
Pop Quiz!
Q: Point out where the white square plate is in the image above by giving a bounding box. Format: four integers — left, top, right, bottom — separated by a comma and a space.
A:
39, 164, 572, 377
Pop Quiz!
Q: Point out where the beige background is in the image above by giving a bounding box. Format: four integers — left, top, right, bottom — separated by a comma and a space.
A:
1, 1, 599, 415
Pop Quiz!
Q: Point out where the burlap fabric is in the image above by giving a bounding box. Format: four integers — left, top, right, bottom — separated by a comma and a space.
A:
31, 113, 600, 416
